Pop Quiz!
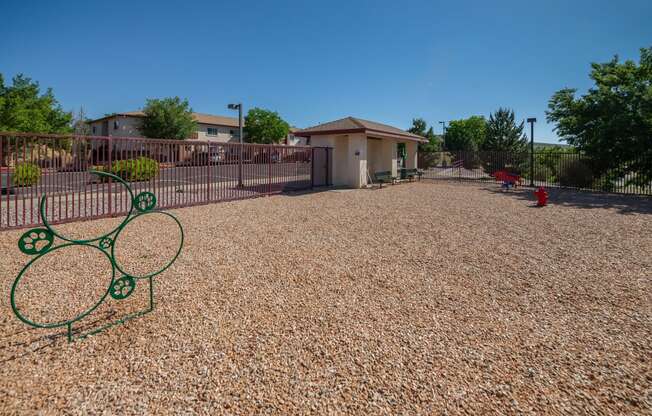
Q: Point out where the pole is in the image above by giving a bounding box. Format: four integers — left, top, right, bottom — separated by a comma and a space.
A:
439, 121, 446, 150
527, 118, 536, 187
238, 104, 243, 188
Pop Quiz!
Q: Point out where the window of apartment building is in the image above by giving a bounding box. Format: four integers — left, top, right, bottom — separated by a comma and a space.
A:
207, 127, 219, 136
92, 126, 96, 134
114, 121, 119, 130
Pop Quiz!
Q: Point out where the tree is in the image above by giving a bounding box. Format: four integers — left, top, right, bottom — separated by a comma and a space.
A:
547, 46, 652, 186
443, 116, 486, 152
483, 108, 527, 152
72, 106, 91, 135
0, 73, 73, 166
408, 118, 441, 153
0, 73, 72, 133
140, 97, 196, 140
243, 107, 290, 144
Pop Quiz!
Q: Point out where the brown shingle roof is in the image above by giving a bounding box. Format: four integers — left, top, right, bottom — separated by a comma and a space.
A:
88, 111, 239, 127
294, 117, 426, 142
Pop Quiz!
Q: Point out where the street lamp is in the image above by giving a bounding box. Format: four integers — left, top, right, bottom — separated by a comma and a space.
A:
228, 103, 243, 187
439, 121, 446, 150
527, 117, 537, 187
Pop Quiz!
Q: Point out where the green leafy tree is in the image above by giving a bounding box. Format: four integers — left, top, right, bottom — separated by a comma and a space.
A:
243, 107, 290, 144
483, 108, 528, 152
408, 118, 441, 153
141, 97, 196, 140
0, 73, 73, 165
444, 116, 486, 152
0, 74, 72, 133
546, 46, 652, 186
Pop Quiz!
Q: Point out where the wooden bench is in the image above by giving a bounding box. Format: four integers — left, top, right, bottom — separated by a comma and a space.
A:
403, 168, 423, 181
374, 171, 396, 188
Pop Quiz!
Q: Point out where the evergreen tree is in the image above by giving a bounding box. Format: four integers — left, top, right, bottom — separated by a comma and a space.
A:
483, 108, 527, 152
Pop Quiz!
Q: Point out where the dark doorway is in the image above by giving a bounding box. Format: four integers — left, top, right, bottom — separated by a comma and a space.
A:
311, 147, 332, 187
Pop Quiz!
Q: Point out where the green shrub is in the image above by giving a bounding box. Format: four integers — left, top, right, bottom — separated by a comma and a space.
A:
111, 157, 159, 181
88, 165, 109, 182
13, 162, 41, 186
558, 159, 594, 188
531, 165, 555, 182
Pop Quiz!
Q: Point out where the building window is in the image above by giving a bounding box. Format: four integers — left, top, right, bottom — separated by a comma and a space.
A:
207, 127, 218, 136
114, 120, 119, 130
92, 126, 96, 134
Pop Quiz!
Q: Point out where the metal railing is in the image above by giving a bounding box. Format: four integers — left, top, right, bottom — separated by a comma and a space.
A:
0, 133, 313, 230
420, 151, 652, 196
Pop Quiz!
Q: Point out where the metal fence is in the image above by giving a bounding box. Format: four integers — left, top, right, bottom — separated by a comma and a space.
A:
0, 133, 313, 230
421, 151, 652, 196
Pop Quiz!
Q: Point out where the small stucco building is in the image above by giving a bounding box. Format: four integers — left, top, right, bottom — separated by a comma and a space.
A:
295, 117, 426, 188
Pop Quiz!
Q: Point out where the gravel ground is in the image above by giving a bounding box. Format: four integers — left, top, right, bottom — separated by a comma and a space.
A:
0, 182, 650, 415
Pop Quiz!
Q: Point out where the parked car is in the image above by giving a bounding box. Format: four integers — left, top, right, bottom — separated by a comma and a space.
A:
1, 170, 14, 194
252, 151, 280, 164
197, 146, 227, 164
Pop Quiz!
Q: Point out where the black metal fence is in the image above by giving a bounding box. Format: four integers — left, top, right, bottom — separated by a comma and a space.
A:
420, 151, 652, 196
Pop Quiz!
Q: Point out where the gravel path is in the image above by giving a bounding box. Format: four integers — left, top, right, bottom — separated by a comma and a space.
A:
0, 182, 650, 415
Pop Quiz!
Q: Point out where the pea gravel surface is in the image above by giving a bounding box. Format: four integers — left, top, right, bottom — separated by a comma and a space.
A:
0, 182, 650, 415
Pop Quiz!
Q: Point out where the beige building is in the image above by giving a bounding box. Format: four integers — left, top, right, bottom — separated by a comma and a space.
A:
295, 117, 426, 188
87, 111, 241, 143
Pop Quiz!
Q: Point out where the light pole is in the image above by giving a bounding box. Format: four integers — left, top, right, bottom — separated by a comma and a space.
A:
527, 117, 537, 187
228, 103, 243, 187
439, 121, 446, 149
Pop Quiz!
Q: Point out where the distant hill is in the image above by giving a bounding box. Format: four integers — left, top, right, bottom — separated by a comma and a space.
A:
533, 142, 570, 149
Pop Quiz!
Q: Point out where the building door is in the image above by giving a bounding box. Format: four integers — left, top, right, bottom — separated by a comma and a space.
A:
311, 147, 332, 187
397, 143, 406, 169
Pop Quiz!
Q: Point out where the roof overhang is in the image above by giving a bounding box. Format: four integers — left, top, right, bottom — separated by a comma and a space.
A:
87, 113, 144, 123
295, 128, 427, 143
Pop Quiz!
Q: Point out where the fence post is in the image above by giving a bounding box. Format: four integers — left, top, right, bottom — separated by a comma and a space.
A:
310, 147, 314, 189
107, 136, 112, 216
268, 145, 272, 195
458, 151, 462, 182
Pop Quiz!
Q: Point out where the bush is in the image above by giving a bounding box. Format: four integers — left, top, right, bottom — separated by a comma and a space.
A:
13, 162, 41, 186
531, 165, 555, 182
558, 159, 594, 188
111, 157, 159, 181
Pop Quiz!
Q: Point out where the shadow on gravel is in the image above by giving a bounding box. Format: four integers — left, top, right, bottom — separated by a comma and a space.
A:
0, 309, 123, 363
483, 186, 652, 215
282, 186, 351, 197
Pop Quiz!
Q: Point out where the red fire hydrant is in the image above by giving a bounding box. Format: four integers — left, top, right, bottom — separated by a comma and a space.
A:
534, 187, 548, 207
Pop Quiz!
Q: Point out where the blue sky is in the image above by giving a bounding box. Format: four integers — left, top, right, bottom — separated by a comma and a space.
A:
1, 0, 650, 143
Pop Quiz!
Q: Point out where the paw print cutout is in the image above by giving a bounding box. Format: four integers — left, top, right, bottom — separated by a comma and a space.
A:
110, 276, 136, 300
18, 228, 54, 255
134, 192, 156, 213
99, 237, 113, 249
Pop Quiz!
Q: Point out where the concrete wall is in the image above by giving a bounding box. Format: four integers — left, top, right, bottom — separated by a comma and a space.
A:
196, 123, 238, 142
286, 133, 307, 146
380, 138, 398, 178
347, 133, 368, 188
405, 141, 418, 169
90, 115, 142, 138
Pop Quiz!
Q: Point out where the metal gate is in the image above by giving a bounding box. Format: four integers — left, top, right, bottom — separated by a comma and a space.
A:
311, 147, 332, 187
